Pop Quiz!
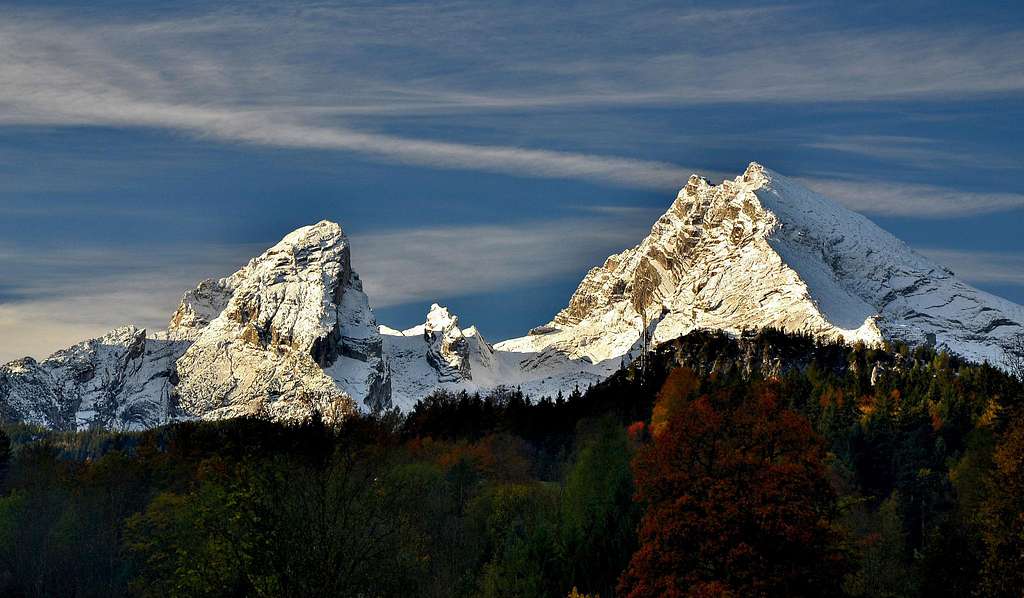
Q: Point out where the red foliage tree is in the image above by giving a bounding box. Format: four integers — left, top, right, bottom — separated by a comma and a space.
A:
619, 382, 846, 597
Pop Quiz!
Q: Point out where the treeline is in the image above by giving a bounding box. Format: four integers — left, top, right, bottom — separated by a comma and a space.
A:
0, 329, 1021, 597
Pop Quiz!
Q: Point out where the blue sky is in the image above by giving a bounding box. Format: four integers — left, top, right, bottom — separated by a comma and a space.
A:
1, 0, 1022, 361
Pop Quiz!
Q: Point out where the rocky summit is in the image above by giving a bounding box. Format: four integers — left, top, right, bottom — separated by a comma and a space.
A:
0, 221, 390, 430
499, 162, 1024, 371
171, 221, 390, 425
3, 164, 1023, 430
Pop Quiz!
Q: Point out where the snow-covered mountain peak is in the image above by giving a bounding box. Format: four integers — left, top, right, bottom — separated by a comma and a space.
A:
277, 219, 345, 248
1, 220, 396, 430
518, 162, 1023, 370
218, 219, 352, 351
741, 160, 769, 184
173, 219, 389, 423
382, 303, 503, 408
166, 220, 351, 343
424, 303, 460, 334
420, 303, 472, 382
0, 323, 188, 430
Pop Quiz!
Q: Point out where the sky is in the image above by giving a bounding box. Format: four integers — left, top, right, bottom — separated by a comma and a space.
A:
1, 0, 1022, 362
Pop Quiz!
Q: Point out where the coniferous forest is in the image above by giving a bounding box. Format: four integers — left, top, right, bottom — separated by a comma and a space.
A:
1, 330, 1023, 597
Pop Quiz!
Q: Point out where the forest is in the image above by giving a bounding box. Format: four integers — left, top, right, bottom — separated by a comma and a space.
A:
0, 329, 1022, 597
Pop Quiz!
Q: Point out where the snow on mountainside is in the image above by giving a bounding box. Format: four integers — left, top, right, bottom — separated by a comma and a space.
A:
1, 162, 1022, 431
0, 326, 188, 430
381, 303, 606, 411
498, 162, 1024, 372
0, 221, 390, 430
173, 221, 390, 424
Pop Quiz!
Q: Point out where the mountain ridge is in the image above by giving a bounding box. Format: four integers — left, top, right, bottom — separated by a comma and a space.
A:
3, 162, 1022, 430
499, 163, 1023, 368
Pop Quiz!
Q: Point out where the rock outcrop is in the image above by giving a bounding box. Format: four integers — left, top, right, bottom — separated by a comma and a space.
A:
422, 304, 472, 382
380, 304, 504, 411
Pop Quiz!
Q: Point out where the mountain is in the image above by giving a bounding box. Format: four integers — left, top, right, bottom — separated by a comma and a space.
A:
0, 222, 390, 430
170, 221, 390, 424
0, 326, 186, 430
498, 162, 1024, 371
2, 163, 1022, 430
380, 303, 605, 411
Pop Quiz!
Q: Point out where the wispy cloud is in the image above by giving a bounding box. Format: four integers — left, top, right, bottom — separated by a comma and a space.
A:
0, 87, 696, 190
352, 212, 655, 309
0, 6, 1022, 192
804, 135, 1021, 171
799, 177, 1024, 218
0, 243, 257, 363
0, 9, 704, 190
919, 248, 1024, 287
0, 211, 656, 361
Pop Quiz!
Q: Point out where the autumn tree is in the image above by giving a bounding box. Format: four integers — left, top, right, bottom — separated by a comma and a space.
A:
979, 413, 1024, 595
619, 381, 847, 597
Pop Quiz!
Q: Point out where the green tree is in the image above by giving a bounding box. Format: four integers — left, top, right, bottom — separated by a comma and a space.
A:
0, 443, 71, 597
0, 428, 10, 490
475, 482, 561, 598
842, 492, 917, 597
125, 458, 258, 597
560, 417, 636, 597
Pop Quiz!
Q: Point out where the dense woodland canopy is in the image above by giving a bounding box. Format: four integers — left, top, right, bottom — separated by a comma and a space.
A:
0, 329, 1022, 597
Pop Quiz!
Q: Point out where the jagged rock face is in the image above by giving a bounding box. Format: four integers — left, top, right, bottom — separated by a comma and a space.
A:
423, 304, 472, 382
174, 221, 388, 423
168, 278, 234, 341
501, 162, 1024, 372
0, 326, 187, 431
0, 220, 390, 430
380, 304, 513, 410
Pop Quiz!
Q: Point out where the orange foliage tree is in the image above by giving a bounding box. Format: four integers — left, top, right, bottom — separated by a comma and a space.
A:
980, 413, 1024, 595
619, 381, 847, 597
